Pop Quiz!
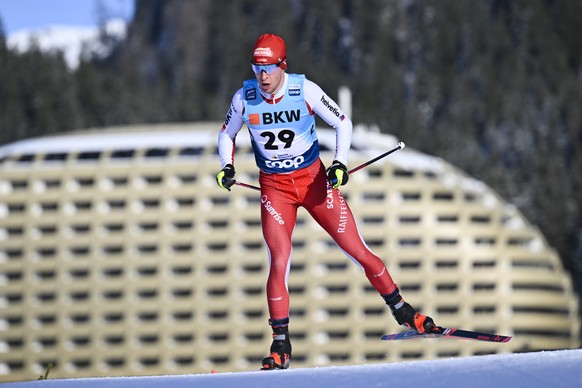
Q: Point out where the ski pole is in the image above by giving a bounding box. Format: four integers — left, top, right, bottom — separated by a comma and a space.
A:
347, 141, 405, 174
233, 180, 261, 191
233, 141, 406, 192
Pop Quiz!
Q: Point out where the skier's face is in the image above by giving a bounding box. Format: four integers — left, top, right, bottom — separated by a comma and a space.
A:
254, 66, 285, 95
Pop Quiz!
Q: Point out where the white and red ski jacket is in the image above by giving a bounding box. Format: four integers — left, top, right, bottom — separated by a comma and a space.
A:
218, 73, 353, 172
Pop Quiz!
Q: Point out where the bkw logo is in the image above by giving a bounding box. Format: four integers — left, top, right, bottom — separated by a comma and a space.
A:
262, 109, 300, 124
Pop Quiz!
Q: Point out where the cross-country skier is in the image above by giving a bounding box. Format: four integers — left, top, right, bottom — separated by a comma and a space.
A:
216, 33, 439, 370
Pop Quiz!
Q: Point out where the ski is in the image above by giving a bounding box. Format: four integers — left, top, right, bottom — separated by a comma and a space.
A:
381, 327, 512, 343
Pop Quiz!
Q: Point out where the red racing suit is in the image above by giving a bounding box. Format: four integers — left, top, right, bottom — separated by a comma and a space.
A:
218, 73, 397, 320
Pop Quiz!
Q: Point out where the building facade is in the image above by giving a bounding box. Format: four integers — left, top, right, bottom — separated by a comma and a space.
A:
0, 123, 579, 382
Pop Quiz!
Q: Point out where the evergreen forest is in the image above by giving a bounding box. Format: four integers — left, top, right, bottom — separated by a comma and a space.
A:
1, 0, 581, 322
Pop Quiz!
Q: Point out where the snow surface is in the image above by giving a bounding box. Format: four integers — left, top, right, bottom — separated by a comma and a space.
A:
7, 19, 127, 69
2, 349, 581, 388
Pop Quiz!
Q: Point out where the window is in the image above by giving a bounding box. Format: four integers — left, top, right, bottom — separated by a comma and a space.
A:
179, 147, 204, 156
111, 150, 134, 159
44, 153, 68, 162
77, 151, 101, 161
144, 148, 169, 158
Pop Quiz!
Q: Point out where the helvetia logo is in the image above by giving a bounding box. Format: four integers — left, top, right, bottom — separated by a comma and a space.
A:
320, 95, 344, 120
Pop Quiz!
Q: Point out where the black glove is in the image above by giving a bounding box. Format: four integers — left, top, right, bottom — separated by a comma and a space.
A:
216, 164, 236, 191
326, 160, 349, 189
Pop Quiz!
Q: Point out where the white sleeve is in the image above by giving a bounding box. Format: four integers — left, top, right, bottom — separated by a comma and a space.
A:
304, 79, 353, 166
217, 88, 245, 168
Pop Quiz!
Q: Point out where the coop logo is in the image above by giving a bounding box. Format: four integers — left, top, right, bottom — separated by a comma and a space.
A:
261, 195, 285, 225
320, 95, 345, 120
265, 155, 305, 170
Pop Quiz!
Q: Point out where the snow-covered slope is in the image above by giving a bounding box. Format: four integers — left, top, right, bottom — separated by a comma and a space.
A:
3, 349, 582, 388
6, 19, 126, 69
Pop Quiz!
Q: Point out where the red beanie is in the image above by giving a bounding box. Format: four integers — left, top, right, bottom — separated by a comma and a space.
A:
251, 34, 287, 65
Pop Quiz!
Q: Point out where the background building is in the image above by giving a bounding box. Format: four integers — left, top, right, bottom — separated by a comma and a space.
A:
0, 123, 578, 382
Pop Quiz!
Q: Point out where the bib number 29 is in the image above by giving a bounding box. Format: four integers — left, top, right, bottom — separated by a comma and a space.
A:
261, 130, 295, 150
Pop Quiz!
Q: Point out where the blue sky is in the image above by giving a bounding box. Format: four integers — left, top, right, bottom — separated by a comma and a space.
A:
0, 0, 134, 35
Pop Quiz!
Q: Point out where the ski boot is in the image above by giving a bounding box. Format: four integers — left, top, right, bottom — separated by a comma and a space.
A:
383, 287, 440, 334
261, 318, 292, 370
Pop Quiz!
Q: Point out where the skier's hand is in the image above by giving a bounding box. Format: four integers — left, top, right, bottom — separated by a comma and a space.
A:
216, 164, 236, 191
326, 160, 349, 189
